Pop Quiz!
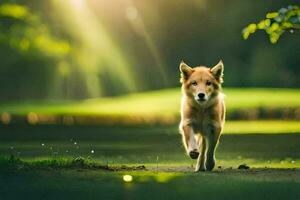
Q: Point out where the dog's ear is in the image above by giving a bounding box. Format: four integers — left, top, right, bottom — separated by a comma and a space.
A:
211, 60, 224, 83
179, 61, 193, 81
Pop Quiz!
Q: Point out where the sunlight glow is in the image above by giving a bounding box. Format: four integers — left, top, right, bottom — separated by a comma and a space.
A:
154, 173, 179, 183
51, 0, 139, 97
125, 2, 168, 85
70, 0, 85, 9
125, 6, 138, 21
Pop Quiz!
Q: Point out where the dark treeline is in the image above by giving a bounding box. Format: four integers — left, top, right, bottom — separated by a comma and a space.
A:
0, 0, 299, 100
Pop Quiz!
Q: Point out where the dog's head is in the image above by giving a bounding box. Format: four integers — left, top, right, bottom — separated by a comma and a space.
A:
180, 60, 224, 104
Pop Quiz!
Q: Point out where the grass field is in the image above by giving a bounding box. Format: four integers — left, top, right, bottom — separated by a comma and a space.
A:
0, 124, 299, 166
0, 124, 299, 199
1, 88, 300, 199
0, 88, 299, 119
1, 169, 299, 200
224, 120, 300, 134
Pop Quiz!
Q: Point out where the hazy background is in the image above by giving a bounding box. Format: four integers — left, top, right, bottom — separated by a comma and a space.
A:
0, 0, 299, 101
0, 2, 300, 197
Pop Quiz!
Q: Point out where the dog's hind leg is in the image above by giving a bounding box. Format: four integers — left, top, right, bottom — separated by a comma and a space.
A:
195, 135, 206, 172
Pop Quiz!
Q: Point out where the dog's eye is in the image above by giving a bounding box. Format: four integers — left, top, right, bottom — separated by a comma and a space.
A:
206, 81, 212, 86
191, 81, 197, 86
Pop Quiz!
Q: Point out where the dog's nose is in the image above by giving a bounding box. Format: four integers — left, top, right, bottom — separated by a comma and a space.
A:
198, 93, 205, 99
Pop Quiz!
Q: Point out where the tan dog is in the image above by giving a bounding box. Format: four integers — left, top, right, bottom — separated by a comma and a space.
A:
179, 60, 225, 172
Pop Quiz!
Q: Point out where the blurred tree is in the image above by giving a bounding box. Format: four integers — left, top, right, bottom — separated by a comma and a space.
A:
0, 0, 299, 101
0, 4, 70, 57
0, 3, 71, 100
243, 5, 300, 44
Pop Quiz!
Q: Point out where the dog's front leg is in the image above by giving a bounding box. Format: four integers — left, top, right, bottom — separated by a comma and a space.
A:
181, 124, 199, 160
195, 135, 206, 172
205, 125, 221, 171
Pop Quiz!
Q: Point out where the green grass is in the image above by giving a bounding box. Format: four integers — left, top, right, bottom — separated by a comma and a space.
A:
1, 168, 299, 200
223, 120, 300, 134
1, 86, 300, 199
0, 155, 146, 171
0, 124, 300, 200
225, 88, 300, 109
1, 156, 300, 200
0, 124, 299, 167
1, 88, 299, 117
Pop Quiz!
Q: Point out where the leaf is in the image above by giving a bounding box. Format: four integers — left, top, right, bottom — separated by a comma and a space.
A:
270, 33, 279, 44
0, 4, 28, 19
279, 8, 288, 14
289, 16, 300, 23
274, 16, 283, 23
242, 28, 250, 39
265, 19, 271, 27
266, 12, 279, 19
242, 5, 300, 44
248, 23, 257, 33
270, 23, 279, 32
257, 20, 266, 29
287, 5, 295, 10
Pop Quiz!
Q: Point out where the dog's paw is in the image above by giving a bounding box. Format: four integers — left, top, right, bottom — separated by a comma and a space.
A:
205, 158, 215, 171
189, 150, 199, 159
194, 165, 205, 172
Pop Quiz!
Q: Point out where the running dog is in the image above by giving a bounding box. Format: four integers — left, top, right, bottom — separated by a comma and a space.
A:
179, 60, 225, 171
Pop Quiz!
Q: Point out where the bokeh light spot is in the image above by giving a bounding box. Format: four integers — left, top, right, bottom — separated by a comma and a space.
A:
1, 112, 11, 124
27, 112, 39, 124
123, 175, 133, 182
125, 6, 138, 20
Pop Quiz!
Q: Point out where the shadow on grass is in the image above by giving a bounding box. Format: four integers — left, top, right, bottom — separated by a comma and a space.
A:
0, 161, 299, 200
0, 124, 300, 199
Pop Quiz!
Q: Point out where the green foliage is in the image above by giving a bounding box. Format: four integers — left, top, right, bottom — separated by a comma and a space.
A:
0, 3, 72, 100
243, 5, 300, 43
0, 3, 71, 57
0, 3, 28, 18
0, 1, 300, 100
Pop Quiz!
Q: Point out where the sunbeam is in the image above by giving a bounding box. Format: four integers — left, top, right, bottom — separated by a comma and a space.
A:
125, 1, 168, 86
51, 0, 139, 97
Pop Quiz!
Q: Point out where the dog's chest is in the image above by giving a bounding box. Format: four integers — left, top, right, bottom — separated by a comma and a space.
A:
190, 108, 215, 134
